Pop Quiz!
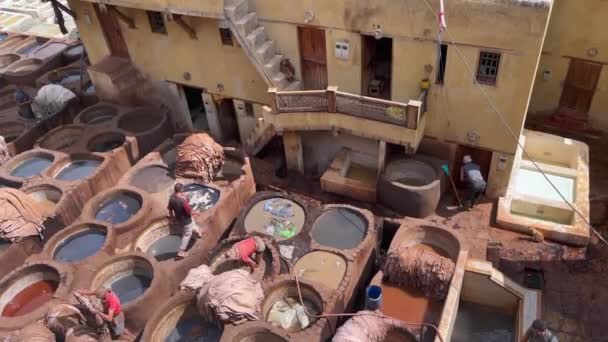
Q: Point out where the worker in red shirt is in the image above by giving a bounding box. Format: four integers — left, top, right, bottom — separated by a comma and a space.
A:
76, 287, 125, 339
167, 182, 201, 258
225, 236, 266, 273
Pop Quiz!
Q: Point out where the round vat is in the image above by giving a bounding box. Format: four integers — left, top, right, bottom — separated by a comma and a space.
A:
118, 108, 164, 133
52, 226, 107, 263
0, 265, 59, 317
87, 132, 126, 153
95, 191, 142, 224
54, 159, 101, 181
25, 186, 62, 212
77, 105, 118, 125
208, 238, 274, 280
183, 184, 220, 212
129, 166, 174, 193
244, 198, 305, 241
135, 221, 187, 262
91, 256, 153, 305
7, 58, 43, 73
38, 125, 84, 152
311, 208, 367, 249
262, 282, 322, 332
294, 251, 346, 291
0, 54, 19, 68
9, 154, 54, 178
0, 122, 25, 143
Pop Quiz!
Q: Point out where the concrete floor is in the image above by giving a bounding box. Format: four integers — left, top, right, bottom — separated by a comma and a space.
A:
250, 122, 608, 341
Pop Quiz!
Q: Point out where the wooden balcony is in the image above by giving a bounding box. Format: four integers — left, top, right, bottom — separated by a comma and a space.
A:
264, 86, 428, 152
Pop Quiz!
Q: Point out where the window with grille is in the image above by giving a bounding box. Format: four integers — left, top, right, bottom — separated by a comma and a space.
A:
219, 28, 233, 46
147, 11, 166, 34
476, 51, 501, 85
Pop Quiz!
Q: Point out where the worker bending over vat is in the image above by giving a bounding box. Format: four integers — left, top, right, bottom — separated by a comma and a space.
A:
76, 287, 125, 339
460, 155, 487, 209
224, 236, 267, 273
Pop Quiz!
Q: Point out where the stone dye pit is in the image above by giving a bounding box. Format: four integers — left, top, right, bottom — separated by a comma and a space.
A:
129, 165, 175, 193
25, 186, 62, 212
183, 183, 220, 212
262, 282, 323, 333
243, 197, 306, 240
311, 208, 367, 249
207, 236, 279, 281
52, 227, 107, 263
451, 301, 515, 342
118, 109, 164, 133
87, 132, 126, 153
0, 265, 60, 318
76, 105, 118, 125
218, 323, 289, 342
293, 251, 346, 291
9, 154, 54, 178
95, 191, 142, 224
54, 159, 101, 181
135, 221, 189, 262
91, 256, 154, 305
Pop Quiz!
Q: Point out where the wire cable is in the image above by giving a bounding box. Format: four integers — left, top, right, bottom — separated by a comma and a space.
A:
420, 0, 608, 246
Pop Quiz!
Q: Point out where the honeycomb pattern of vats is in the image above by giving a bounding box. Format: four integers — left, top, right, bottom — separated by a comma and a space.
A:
226, 192, 377, 340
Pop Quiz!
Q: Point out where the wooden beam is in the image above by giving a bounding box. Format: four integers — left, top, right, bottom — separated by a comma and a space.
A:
109, 7, 135, 28
174, 15, 197, 40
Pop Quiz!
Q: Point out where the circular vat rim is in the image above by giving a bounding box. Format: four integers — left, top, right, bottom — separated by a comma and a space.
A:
309, 205, 373, 252
389, 224, 463, 263
0, 121, 26, 144
126, 163, 175, 194
181, 182, 222, 213
292, 249, 350, 292
0, 261, 73, 330
21, 183, 64, 210
141, 291, 223, 342
0, 53, 20, 69
4, 150, 56, 180
35, 124, 85, 152
86, 131, 127, 154
206, 234, 280, 280
43, 222, 114, 264
240, 192, 308, 241
382, 158, 440, 189
219, 321, 290, 342
88, 252, 161, 310
132, 218, 184, 262
82, 187, 147, 231
74, 103, 120, 125
116, 106, 168, 135
47, 153, 105, 182
4, 58, 44, 74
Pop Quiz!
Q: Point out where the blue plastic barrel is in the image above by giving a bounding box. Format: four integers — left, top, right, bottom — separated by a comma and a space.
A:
365, 285, 382, 310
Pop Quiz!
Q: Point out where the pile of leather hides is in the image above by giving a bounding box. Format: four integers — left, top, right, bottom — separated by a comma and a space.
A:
0, 188, 53, 242
382, 245, 455, 300
333, 311, 416, 342
179, 264, 213, 293
0, 136, 10, 167
196, 269, 263, 325
175, 133, 224, 183
45, 303, 85, 339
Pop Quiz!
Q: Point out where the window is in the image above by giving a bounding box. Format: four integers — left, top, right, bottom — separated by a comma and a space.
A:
147, 11, 166, 34
476, 51, 501, 85
436, 44, 448, 84
245, 102, 254, 117
219, 28, 233, 46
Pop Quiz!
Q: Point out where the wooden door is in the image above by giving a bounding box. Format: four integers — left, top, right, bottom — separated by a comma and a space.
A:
559, 59, 602, 114
453, 146, 493, 188
298, 27, 328, 90
95, 5, 130, 58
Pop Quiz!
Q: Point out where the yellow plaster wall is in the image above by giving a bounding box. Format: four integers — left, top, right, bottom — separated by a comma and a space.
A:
67, 0, 110, 64
79, 0, 223, 17
529, 0, 608, 129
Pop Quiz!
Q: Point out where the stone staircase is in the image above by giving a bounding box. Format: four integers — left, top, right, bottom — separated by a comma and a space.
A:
224, 0, 301, 90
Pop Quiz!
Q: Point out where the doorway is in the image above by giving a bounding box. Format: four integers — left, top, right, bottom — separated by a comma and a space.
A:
95, 5, 130, 58
362, 35, 392, 100
453, 145, 493, 188
298, 26, 328, 90
559, 58, 602, 114
182, 86, 208, 131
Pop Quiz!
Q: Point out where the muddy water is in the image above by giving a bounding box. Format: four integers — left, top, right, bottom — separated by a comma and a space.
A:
53, 229, 106, 262
244, 198, 305, 241
166, 316, 222, 342
55, 160, 101, 181
95, 193, 141, 224
380, 282, 443, 326
183, 184, 220, 212
451, 301, 515, 342
346, 163, 377, 183
111, 274, 152, 304
1, 280, 58, 317
395, 177, 431, 187
312, 208, 367, 249
10, 156, 53, 178
147, 235, 181, 261
294, 251, 346, 290
266, 297, 319, 332
129, 166, 174, 193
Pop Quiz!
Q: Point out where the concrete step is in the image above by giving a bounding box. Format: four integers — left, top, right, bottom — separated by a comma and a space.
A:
246, 26, 267, 49
225, 0, 248, 21
264, 54, 283, 75
235, 12, 258, 37
255, 40, 275, 64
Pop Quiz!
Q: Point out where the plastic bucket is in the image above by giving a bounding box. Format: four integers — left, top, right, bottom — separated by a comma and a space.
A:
365, 285, 382, 310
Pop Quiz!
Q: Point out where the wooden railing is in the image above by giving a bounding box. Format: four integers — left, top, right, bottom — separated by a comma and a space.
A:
268, 86, 428, 129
